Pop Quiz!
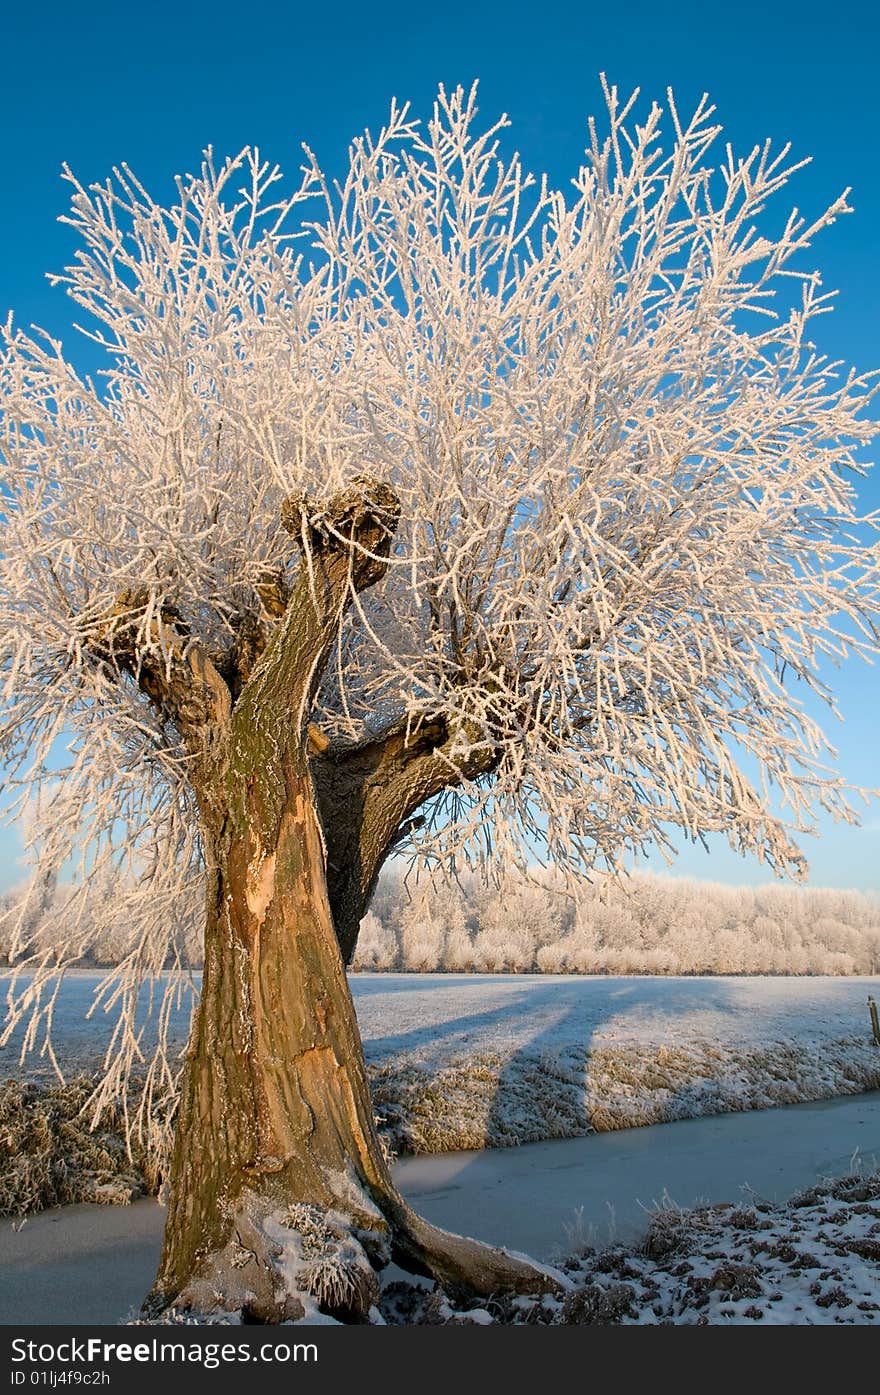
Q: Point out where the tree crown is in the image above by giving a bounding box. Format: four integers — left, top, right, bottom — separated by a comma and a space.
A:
1, 81, 878, 1085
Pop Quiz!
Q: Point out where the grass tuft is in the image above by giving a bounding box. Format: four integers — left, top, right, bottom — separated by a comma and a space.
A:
0, 1077, 147, 1216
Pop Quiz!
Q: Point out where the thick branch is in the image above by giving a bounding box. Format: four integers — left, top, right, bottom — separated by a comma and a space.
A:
314, 714, 500, 962
92, 588, 232, 740
226, 479, 400, 844
220, 567, 292, 700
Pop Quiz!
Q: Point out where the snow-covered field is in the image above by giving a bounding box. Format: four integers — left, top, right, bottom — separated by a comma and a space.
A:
3, 973, 880, 1154
3, 974, 880, 1325
360, 974, 880, 1150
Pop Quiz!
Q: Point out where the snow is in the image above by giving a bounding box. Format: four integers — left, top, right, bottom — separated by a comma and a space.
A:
355, 972, 880, 1059
322, 1166, 385, 1223
2, 1095, 879, 1325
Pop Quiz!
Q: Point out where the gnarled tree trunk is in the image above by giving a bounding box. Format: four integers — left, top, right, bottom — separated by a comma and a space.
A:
150, 759, 390, 1319
145, 482, 561, 1321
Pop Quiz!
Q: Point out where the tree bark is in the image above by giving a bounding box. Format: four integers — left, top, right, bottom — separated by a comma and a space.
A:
146, 482, 562, 1320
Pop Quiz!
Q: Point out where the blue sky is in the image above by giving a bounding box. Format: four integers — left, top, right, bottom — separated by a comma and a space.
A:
0, 0, 878, 890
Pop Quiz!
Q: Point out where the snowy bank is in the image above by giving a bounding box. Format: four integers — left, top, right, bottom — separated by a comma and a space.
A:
387, 1168, 880, 1325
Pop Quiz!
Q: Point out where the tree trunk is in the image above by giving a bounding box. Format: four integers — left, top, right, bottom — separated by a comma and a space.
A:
146, 482, 562, 1321
148, 753, 562, 1320
149, 751, 388, 1319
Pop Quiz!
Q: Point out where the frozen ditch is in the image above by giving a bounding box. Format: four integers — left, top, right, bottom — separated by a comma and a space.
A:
1, 1089, 878, 1324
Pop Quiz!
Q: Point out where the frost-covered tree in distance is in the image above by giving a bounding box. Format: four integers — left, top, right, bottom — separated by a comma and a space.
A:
1, 80, 878, 1319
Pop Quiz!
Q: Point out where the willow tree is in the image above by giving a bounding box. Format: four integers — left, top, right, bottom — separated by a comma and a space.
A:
1, 81, 877, 1319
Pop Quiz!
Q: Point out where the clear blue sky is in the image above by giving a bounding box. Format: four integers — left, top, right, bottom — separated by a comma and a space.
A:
1, 0, 878, 890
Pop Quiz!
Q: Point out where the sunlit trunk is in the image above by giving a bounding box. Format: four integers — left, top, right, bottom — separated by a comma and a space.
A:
150, 747, 397, 1318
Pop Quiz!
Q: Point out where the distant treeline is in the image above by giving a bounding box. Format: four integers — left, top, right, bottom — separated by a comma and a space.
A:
351, 868, 880, 976
2, 868, 879, 976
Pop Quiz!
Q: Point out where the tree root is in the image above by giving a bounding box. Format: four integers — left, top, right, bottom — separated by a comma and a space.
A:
386, 1197, 570, 1302
145, 1187, 568, 1324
